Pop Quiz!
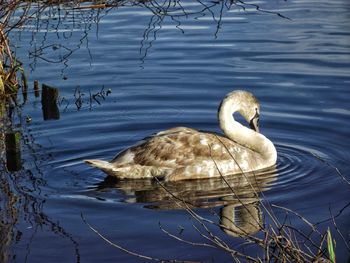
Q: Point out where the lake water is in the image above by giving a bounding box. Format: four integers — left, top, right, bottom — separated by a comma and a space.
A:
1, 0, 350, 262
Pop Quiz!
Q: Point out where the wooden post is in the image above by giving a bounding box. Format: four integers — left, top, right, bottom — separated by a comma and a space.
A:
5, 131, 22, 171
41, 83, 60, 120
34, 80, 39, 97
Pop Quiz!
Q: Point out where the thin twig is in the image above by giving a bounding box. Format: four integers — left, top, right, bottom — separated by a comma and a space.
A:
311, 151, 350, 187
329, 207, 350, 252
81, 212, 197, 263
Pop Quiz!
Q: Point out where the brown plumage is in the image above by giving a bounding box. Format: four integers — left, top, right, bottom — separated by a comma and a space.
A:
85, 90, 277, 181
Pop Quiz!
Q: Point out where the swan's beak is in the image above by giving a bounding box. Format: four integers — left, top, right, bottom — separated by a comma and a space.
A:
249, 116, 260, 133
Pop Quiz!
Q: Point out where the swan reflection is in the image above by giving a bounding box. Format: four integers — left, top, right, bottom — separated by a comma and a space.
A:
96, 167, 277, 237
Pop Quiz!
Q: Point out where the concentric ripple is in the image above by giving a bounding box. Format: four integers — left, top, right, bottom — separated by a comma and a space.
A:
275, 144, 323, 185
265, 143, 346, 206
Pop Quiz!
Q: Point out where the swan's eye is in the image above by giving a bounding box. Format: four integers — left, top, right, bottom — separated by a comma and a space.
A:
254, 110, 260, 119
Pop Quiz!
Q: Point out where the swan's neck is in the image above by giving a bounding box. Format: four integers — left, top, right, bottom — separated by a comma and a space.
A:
218, 98, 277, 165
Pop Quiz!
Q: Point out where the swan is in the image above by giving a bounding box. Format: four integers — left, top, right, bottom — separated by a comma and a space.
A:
85, 90, 277, 181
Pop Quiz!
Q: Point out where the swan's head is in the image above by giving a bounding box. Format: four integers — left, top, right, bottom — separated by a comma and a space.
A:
219, 90, 261, 132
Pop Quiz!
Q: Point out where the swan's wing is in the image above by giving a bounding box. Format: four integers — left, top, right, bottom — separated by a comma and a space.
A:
141, 127, 197, 141
113, 127, 248, 167
154, 127, 198, 137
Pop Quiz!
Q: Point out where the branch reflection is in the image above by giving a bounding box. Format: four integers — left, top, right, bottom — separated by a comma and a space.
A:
12, 0, 287, 71
0, 91, 81, 262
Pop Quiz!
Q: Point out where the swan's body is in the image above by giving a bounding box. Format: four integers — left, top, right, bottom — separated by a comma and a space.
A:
85, 90, 277, 181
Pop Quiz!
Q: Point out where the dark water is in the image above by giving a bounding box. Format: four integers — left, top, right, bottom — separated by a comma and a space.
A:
1, 0, 350, 262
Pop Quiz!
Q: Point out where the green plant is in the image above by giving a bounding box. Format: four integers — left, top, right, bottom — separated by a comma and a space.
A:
327, 228, 336, 263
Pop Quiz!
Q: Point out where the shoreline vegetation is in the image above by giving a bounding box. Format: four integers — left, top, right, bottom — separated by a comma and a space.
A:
0, 1, 348, 262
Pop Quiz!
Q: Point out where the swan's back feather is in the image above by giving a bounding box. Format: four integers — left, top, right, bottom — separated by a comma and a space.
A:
108, 127, 265, 180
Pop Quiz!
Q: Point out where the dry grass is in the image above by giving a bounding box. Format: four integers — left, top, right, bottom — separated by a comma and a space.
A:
0, 1, 26, 99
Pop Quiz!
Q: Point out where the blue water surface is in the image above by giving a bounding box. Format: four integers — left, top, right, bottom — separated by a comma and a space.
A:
1, 0, 350, 262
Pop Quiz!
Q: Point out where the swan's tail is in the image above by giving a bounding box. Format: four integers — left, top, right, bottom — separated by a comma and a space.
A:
85, 159, 116, 174
85, 159, 146, 178
85, 159, 170, 179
